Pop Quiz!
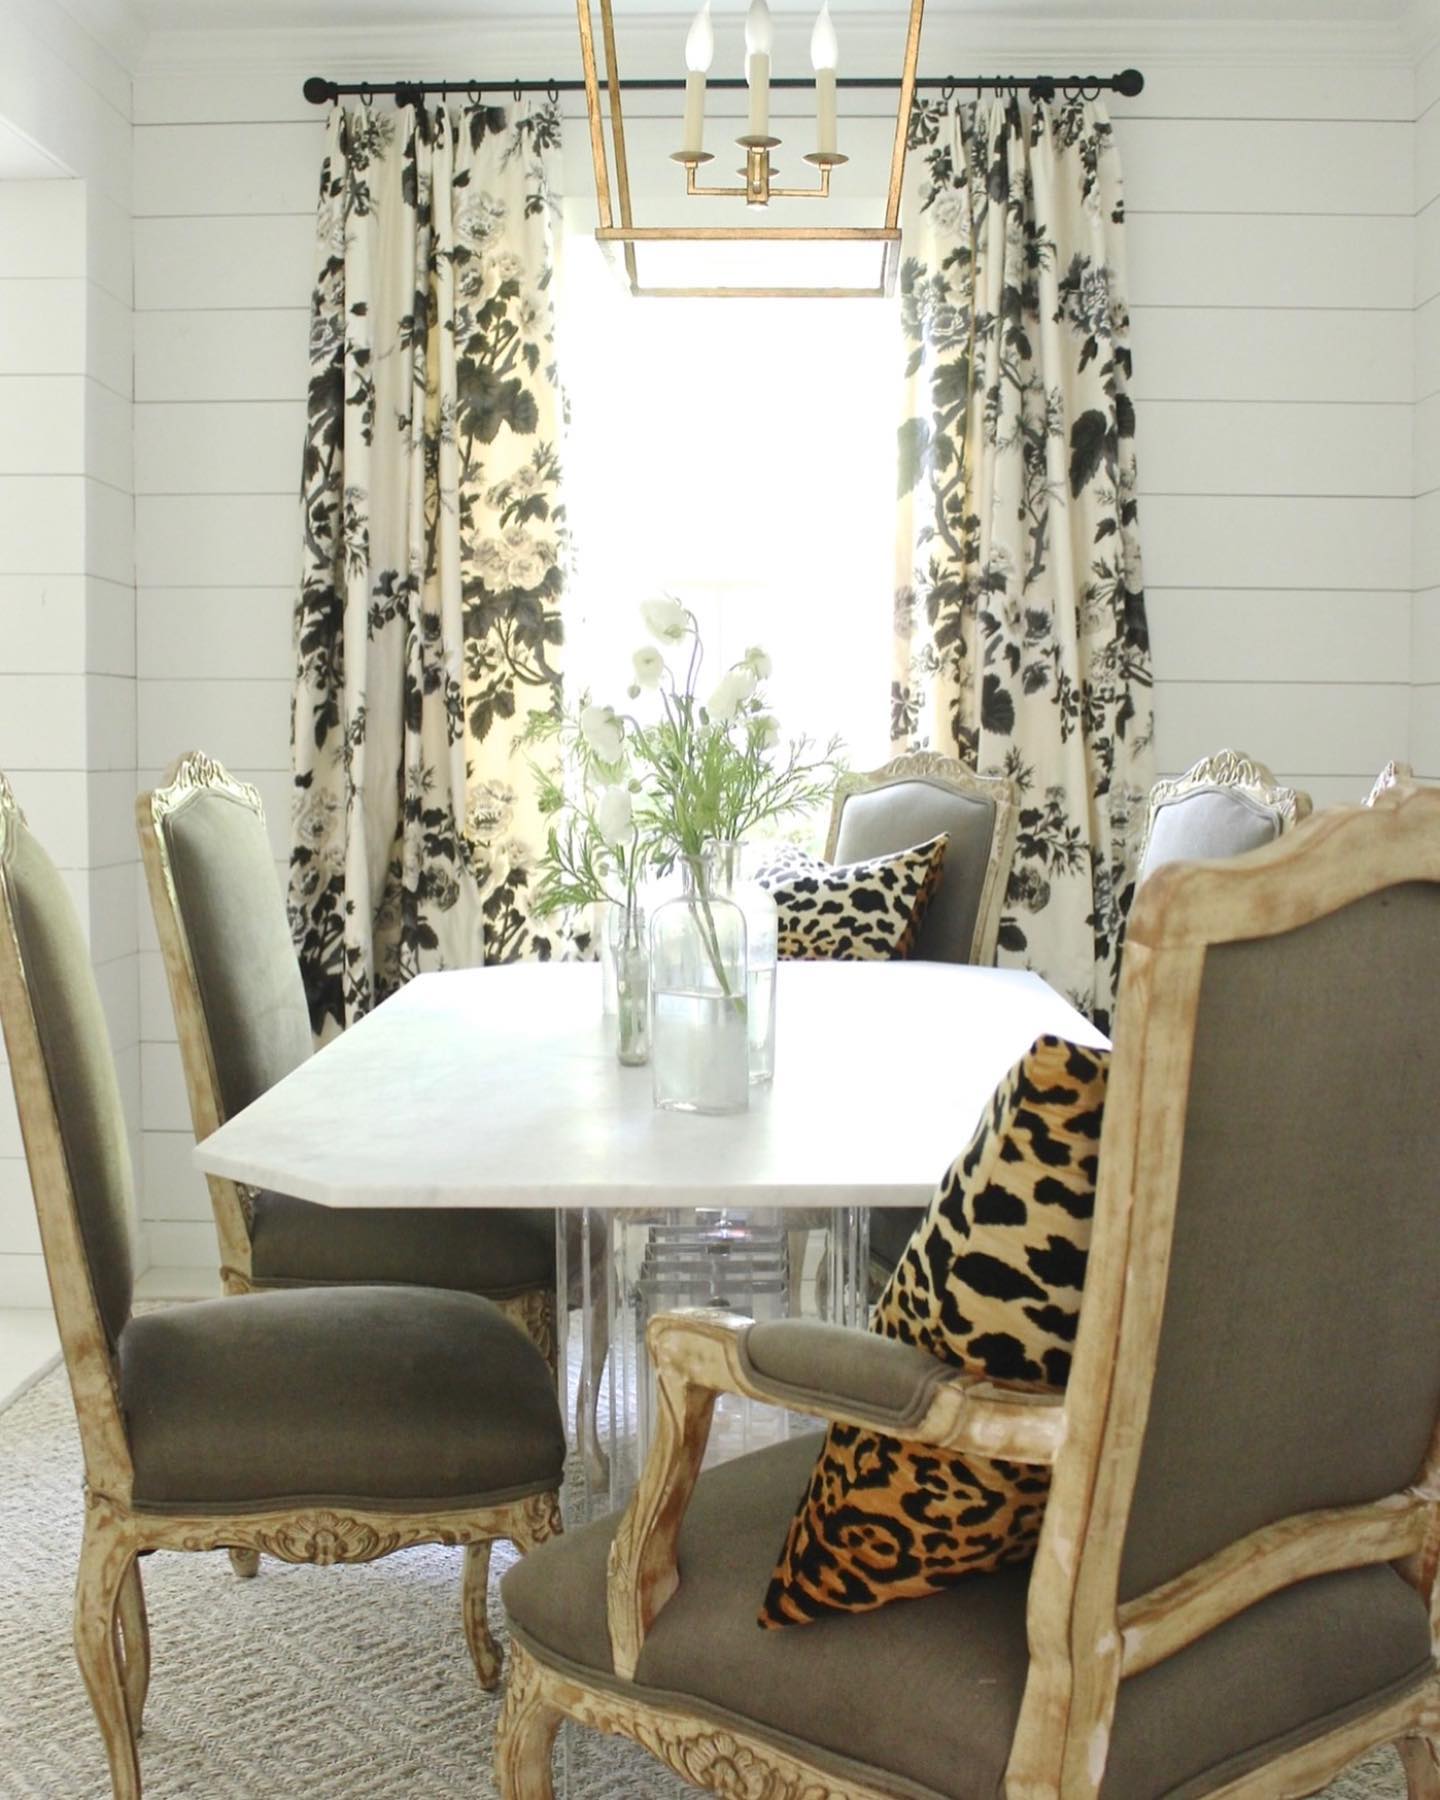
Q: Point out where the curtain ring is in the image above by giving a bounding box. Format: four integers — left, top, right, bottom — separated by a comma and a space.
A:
940, 80, 955, 108
513, 80, 523, 103
547, 79, 560, 106
467, 82, 482, 105
358, 82, 374, 107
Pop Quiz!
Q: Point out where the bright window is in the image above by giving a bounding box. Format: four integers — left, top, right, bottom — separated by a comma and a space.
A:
559, 233, 900, 791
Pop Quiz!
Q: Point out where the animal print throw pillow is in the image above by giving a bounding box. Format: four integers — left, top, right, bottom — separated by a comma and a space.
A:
752, 835, 948, 961
759, 1035, 1110, 1627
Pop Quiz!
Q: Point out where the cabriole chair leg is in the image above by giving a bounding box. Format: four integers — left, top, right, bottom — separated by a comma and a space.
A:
74, 1511, 141, 1800
1401, 1735, 1440, 1799
229, 1547, 260, 1579
463, 1540, 502, 1690
116, 1557, 150, 1738
495, 1643, 561, 1800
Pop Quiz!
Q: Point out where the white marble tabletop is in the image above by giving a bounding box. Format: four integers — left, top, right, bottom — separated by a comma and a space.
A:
193, 961, 1107, 1212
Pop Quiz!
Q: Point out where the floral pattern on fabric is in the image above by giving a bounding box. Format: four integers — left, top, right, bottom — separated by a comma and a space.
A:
893, 97, 1154, 1031
291, 103, 579, 1038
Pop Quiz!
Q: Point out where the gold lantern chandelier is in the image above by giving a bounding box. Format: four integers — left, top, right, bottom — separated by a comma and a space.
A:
575, 0, 927, 299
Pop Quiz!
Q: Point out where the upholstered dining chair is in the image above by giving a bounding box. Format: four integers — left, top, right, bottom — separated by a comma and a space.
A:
136, 752, 606, 1524
1136, 747, 1311, 886
825, 751, 1018, 967
825, 752, 1020, 1285
0, 771, 565, 1800
497, 789, 1440, 1800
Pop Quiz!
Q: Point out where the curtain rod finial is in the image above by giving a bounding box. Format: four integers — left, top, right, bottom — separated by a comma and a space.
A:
304, 76, 336, 105
1114, 68, 1144, 98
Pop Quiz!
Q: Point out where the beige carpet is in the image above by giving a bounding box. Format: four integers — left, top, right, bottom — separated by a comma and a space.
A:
0, 1364, 1408, 1799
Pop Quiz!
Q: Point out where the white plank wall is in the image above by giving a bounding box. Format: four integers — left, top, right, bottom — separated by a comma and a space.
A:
0, 2, 138, 1305
1416, 32, 1440, 781
128, 39, 1420, 1260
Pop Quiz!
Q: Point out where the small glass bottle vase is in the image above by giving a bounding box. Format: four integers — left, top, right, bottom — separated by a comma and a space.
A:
705, 839, 778, 1085
649, 858, 749, 1115
610, 897, 650, 1066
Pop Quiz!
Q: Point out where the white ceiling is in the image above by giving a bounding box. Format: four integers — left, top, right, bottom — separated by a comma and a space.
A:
128, 0, 1415, 32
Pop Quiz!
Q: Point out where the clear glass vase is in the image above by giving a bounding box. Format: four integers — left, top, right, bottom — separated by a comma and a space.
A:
705, 839, 778, 1085
611, 897, 650, 1066
648, 858, 749, 1115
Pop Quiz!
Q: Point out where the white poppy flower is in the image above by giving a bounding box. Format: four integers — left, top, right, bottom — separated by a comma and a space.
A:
707, 670, 752, 724
579, 704, 624, 763
632, 646, 665, 689
640, 597, 690, 644
595, 785, 634, 847
743, 645, 773, 680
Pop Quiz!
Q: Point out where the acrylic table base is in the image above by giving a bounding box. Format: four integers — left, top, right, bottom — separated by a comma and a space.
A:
554, 1203, 869, 1524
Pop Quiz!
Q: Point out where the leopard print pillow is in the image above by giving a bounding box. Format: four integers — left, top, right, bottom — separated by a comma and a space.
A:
752, 835, 948, 961
759, 1035, 1109, 1627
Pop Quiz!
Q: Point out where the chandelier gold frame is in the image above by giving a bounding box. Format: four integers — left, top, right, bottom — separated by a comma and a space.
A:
575, 0, 927, 299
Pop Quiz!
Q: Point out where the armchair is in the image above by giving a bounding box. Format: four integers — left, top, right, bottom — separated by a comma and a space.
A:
499, 789, 1440, 1799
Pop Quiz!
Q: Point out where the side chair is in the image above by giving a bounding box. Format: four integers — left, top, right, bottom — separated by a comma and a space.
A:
497, 788, 1440, 1800
0, 771, 565, 1800
1136, 747, 1311, 886
826, 751, 1020, 1286
137, 751, 607, 1524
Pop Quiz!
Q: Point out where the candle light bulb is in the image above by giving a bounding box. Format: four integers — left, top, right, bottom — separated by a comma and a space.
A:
810, 1, 838, 70
745, 0, 774, 58
685, 2, 714, 74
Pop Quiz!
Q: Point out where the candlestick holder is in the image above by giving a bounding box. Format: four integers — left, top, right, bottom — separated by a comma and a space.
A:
671, 134, 842, 208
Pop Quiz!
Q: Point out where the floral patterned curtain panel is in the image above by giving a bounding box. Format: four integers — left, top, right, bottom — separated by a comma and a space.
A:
893, 97, 1155, 1030
290, 103, 573, 1038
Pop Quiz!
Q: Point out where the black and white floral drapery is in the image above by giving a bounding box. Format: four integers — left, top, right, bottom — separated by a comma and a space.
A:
290, 103, 573, 1038
893, 97, 1154, 1030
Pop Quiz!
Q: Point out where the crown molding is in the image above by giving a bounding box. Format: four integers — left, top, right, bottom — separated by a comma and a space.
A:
52, 0, 149, 75
138, 10, 1413, 77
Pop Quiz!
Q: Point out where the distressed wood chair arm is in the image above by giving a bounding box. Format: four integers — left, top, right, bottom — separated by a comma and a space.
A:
605, 1307, 1067, 1678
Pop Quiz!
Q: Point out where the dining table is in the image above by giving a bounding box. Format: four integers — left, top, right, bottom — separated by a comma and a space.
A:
194, 958, 1107, 1512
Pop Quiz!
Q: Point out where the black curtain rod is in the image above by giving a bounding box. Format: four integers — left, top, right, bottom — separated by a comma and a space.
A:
302, 70, 1144, 106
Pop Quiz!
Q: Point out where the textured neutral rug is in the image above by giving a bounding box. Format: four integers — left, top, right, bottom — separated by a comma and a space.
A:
0, 1363, 1407, 1799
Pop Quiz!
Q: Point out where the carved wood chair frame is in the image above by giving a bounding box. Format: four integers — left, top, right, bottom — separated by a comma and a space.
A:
1368, 761, 1419, 807
0, 771, 561, 1800
823, 751, 1020, 966
497, 789, 1440, 1800
1139, 747, 1312, 876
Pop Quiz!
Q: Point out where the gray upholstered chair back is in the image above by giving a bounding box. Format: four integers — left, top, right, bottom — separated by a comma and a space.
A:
825, 754, 1017, 964
157, 772, 313, 1118
0, 783, 134, 1349
1138, 749, 1310, 887
1116, 876, 1440, 1602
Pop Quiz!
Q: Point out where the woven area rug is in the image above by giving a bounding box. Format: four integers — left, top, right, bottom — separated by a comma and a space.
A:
0, 1363, 1407, 1799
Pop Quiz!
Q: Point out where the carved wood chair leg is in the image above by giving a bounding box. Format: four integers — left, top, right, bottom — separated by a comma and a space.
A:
228, 1547, 261, 1579
116, 1557, 150, 1738
495, 1643, 561, 1800
74, 1512, 141, 1800
462, 1540, 502, 1690
1401, 1735, 1440, 1799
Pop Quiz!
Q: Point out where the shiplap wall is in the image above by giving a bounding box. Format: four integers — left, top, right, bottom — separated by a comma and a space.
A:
1417, 31, 1440, 781
128, 25, 1420, 1262
0, 1, 137, 1306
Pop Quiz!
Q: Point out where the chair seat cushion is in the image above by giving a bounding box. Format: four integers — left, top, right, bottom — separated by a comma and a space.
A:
501, 1436, 1435, 1800
120, 1286, 565, 1512
248, 1192, 557, 1298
